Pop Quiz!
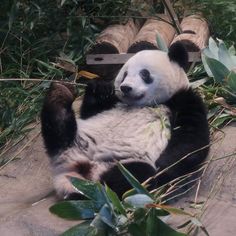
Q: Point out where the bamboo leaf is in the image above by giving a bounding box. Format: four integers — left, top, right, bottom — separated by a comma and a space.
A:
8, 1, 18, 30
201, 53, 213, 77
228, 45, 236, 56
218, 40, 235, 69
128, 222, 146, 236
232, 56, 236, 65
105, 185, 126, 216
122, 188, 137, 199
208, 37, 219, 59
227, 71, 236, 91
117, 163, 152, 198
156, 33, 168, 52
146, 203, 193, 217
204, 56, 230, 83
99, 204, 117, 230
70, 177, 106, 207
60, 0, 67, 7
50, 200, 96, 220
146, 208, 159, 235
124, 194, 153, 209
90, 214, 110, 235
61, 221, 94, 236
156, 217, 187, 236
152, 217, 187, 236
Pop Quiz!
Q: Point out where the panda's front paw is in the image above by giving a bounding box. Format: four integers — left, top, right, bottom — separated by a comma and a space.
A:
46, 82, 77, 108
86, 80, 115, 100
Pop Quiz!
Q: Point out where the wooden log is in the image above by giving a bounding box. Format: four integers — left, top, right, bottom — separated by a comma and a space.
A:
85, 19, 140, 80
171, 15, 210, 52
128, 15, 176, 53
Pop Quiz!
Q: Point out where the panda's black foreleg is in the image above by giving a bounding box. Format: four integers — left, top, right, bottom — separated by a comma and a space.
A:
155, 88, 210, 189
41, 83, 77, 156
80, 80, 119, 119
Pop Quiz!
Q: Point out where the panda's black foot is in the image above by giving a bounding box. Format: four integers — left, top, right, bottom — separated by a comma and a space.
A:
41, 82, 77, 156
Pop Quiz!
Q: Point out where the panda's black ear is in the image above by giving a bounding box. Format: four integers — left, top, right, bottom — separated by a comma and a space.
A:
168, 42, 188, 70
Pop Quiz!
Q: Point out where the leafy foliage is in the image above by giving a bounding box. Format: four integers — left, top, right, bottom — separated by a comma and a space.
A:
176, 0, 236, 43
202, 37, 236, 95
0, 81, 47, 149
0, 0, 132, 153
50, 164, 208, 236
200, 37, 236, 128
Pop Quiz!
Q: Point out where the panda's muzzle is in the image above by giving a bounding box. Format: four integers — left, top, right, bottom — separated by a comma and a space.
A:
120, 85, 132, 94
119, 86, 145, 101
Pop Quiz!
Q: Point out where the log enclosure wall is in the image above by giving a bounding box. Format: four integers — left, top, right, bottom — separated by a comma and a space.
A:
171, 15, 210, 52
128, 15, 176, 53
85, 13, 210, 79
85, 19, 140, 80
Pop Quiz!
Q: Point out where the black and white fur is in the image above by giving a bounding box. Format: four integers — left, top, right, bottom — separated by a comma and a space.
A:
41, 42, 209, 199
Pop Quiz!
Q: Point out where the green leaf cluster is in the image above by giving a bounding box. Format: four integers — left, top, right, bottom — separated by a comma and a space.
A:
50, 163, 207, 236
177, 0, 236, 43
202, 37, 236, 102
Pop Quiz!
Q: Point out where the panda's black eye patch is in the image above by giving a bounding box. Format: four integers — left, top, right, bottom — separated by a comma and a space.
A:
121, 71, 128, 83
139, 69, 153, 84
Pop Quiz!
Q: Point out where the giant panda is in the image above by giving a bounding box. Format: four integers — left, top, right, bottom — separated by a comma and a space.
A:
41, 42, 209, 200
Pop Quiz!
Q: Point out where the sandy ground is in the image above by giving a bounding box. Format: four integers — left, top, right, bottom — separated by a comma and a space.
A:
0, 122, 235, 235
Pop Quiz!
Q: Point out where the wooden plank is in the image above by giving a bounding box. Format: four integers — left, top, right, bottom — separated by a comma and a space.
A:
188, 51, 201, 62
86, 52, 201, 65
86, 53, 135, 65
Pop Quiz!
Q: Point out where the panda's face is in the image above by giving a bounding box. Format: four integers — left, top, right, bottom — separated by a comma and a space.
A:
114, 50, 189, 106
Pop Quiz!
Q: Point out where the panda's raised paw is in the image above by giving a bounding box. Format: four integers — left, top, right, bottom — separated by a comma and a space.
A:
46, 82, 77, 107
86, 80, 115, 99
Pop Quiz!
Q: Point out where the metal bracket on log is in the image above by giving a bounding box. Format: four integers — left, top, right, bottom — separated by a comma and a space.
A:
86, 52, 201, 65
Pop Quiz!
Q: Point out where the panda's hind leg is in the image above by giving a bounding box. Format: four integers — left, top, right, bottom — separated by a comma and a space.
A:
41, 83, 77, 156
53, 170, 87, 200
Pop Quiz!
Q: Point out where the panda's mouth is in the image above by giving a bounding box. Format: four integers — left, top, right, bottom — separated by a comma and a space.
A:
123, 93, 145, 101
115, 89, 145, 103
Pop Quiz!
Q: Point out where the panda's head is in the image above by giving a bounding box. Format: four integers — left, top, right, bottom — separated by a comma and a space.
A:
114, 42, 190, 106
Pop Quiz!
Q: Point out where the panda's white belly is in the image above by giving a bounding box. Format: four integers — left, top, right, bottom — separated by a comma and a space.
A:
76, 104, 171, 166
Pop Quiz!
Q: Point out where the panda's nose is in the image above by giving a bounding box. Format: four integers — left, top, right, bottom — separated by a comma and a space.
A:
120, 85, 132, 94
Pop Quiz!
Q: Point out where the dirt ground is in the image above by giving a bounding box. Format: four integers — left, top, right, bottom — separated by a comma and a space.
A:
0, 122, 235, 236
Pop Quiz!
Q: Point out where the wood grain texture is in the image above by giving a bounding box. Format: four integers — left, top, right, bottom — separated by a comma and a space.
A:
172, 15, 210, 52
85, 19, 140, 80
128, 16, 176, 53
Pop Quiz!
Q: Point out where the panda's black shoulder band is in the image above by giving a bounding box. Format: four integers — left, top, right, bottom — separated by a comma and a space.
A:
155, 88, 210, 186
168, 42, 188, 70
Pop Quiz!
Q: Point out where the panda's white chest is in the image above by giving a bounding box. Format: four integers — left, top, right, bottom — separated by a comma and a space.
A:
77, 104, 171, 165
